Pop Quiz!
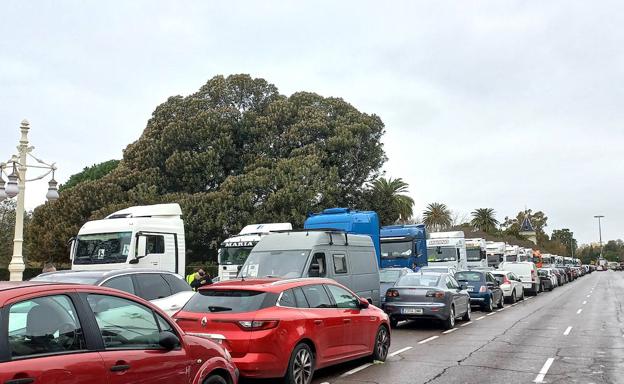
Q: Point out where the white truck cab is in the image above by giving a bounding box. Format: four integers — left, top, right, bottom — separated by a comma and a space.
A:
217, 223, 292, 281
486, 241, 506, 268
504, 245, 520, 263
70, 204, 185, 275
465, 238, 487, 268
426, 231, 467, 272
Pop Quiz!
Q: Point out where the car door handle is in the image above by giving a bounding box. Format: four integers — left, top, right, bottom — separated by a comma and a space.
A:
110, 364, 130, 372
5, 379, 35, 384
343, 318, 352, 323
314, 320, 323, 325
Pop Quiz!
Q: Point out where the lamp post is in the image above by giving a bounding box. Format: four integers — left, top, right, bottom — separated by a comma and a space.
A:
593, 215, 604, 260
0, 119, 59, 281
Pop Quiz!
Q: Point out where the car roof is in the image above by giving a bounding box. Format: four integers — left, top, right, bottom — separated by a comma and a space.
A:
34, 268, 181, 281
201, 277, 341, 293
0, 282, 142, 307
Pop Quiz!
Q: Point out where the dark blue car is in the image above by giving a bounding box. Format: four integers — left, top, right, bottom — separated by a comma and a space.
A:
454, 270, 504, 312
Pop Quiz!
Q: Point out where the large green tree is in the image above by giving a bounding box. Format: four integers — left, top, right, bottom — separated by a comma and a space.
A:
470, 208, 499, 233
551, 228, 577, 257
27, 74, 387, 264
60, 160, 120, 191
423, 202, 452, 232
364, 177, 414, 225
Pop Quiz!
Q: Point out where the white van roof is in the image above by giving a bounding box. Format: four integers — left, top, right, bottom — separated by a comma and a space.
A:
253, 231, 374, 251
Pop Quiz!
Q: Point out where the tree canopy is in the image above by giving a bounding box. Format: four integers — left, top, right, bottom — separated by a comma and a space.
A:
365, 177, 414, 225
60, 160, 120, 191
470, 208, 499, 233
26, 74, 387, 264
423, 202, 452, 232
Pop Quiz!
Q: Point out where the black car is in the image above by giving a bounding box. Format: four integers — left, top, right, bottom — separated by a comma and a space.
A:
538, 269, 554, 291
454, 270, 504, 312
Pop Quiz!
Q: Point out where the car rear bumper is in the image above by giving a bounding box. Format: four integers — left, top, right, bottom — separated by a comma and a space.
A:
468, 293, 490, 304
384, 302, 450, 321
233, 352, 286, 378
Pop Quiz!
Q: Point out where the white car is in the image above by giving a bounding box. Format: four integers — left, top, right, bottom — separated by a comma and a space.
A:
151, 290, 196, 316
492, 271, 525, 303
499, 262, 541, 295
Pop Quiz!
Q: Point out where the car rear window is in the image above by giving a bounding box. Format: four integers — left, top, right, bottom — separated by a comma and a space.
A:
396, 274, 440, 287
182, 289, 276, 313
455, 272, 484, 282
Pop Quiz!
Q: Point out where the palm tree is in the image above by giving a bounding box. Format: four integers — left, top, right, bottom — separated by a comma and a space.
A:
423, 202, 452, 232
470, 208, 499, 233
369, 177, 414, 223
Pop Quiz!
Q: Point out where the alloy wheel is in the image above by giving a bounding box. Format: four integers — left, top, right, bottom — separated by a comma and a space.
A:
375, 327, 390, 360
293, 348, 313, 384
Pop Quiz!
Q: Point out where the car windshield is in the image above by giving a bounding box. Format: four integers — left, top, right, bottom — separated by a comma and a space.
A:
218, 246, 254, 265
380, 241, 412, 258
239, 250, 310, 278
73, 232, 132, 265
380, 269, 402, 283
183, 289, 271, 313
396, 274, 440, 287
466, 248, 482, 261
427, 246, 457, 262
455, 272, 484, 282
30, 274, 101, 284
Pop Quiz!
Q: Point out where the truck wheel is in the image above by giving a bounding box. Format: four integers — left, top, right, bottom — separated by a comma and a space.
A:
285, 343, 314, 384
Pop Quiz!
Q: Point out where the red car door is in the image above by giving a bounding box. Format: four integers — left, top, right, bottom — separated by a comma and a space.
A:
85, 293, 195, 383
0, 293, 109, 384
324, 284, 372, 355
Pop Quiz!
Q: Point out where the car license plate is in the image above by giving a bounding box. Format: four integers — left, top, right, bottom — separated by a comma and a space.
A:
523, 283, 532, 289
402, 308, 423, 315
466, 286, 474, 292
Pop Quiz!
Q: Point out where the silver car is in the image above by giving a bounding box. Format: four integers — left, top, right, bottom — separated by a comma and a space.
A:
383, 272, 471, 329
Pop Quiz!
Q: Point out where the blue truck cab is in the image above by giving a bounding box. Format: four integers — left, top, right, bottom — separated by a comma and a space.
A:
380, 224, 428, 270
304, 208, 381, 265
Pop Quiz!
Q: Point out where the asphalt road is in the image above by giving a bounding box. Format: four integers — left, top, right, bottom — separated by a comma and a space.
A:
244, 270, 624, 384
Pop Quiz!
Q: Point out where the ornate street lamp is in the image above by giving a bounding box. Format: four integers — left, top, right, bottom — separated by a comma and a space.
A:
0, 119, 59, 281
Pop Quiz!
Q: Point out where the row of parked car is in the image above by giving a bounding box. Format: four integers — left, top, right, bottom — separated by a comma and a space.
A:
379, 262, 593, 329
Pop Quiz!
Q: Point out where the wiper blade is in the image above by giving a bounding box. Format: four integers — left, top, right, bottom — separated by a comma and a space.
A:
208, 306, 232, 312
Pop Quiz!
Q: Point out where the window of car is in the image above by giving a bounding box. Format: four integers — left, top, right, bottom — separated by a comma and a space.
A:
333, 254, 348, 274
325, 284, 359, 309
301, 284, 334, 308
183, 289, 273, 313
486, 273, 496, 283
396, 274, 440, 287
146, 235, 165, 254
293, 287, 309, 308
278, 289, 297, 308
455, 271, 484, 282
87, 294, 162, 350
8, 295, 86, 358
162, 274, 193, 293
135, 274, 173, 301
492, 274, 505, 284
446, 276, 460, 289
102, 275, 135, 295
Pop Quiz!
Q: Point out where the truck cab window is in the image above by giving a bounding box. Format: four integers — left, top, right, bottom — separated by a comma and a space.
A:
146, 235, 165, 254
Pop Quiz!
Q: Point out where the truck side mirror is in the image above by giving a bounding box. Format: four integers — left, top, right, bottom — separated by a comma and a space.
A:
67, 237, 76, 261
135, 235, 147, 261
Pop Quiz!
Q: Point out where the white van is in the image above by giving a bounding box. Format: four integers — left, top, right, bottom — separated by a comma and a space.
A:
499, 262, 540, 296
239, 230, 381, 307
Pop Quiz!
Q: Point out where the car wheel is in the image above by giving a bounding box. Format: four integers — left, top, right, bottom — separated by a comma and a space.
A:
442, 306, 456, 329
462, 304, 471, 321
204, 375, 228, 384
483, 297, 494, 312
497, 294, 504, 309
510, 291, 517, 304
520, 289, 525, 300
371, 326, 390, 362
285, 343, 315, 384
389, 317, 399, 328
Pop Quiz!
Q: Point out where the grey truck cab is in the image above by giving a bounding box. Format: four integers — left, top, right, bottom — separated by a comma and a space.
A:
239, 230, 381, 307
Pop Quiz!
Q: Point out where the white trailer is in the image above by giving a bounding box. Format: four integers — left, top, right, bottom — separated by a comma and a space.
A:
426, 231, 467, 272
465, 238, 487, 268
218, 223, 292, 280
70, 204, 185, 275
486, 241, 506, 268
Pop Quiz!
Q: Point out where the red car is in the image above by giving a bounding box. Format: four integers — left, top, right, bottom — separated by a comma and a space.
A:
0, 281, 238, 384
173, 278, 391, 384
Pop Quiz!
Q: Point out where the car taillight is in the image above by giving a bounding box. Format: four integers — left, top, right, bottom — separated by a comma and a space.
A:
479, 286, 487, 293
236, 320, 280, 331
503, 276, 511, 285
386, 289, 399, 298
426, 290, 445, 298
531, 270, 536, 278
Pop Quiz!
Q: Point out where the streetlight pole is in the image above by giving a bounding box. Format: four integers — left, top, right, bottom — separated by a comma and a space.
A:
594, 215, 604, 260
0, 120, 59, 281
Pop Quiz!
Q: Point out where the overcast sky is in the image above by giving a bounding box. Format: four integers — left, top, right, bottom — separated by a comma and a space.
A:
1, 1, 622, 244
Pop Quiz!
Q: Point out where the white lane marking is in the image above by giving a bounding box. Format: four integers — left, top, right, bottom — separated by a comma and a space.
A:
563, 326, 573, 336
442, 328, 458, 334
475, 316, 486, 320
511, 303, 517, 306
389, 346, 413, 356
460, 321, 473, 327
486, 312, 496, 316
577, 309, 583, 314
583, 301, 587, 305
341, 363, 373, 377
533, 357, 555, 383
418, 335, 439, 344
497, 307, 506, 312
527, 296, 534, 300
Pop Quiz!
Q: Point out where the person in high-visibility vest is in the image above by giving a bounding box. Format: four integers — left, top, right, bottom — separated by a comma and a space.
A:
187, 269, 212, 291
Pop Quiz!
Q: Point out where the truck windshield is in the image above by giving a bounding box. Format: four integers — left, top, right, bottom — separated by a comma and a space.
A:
240, 250, 310, 279
466, 248, 482, 261
506, 254, 518, 262
219, 246, 254, 265
381, 241, 412, 258
73, 232, 132, 265
427, 246, 457, 262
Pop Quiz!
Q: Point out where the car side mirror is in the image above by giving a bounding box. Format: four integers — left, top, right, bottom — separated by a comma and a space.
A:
67, 237, 76, 261
158, 331, 180, 350
308, 263, 320, 277
358, 297, 370, 309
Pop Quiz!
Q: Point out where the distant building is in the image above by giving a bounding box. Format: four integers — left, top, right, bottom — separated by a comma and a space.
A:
519, 212, 537, 245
